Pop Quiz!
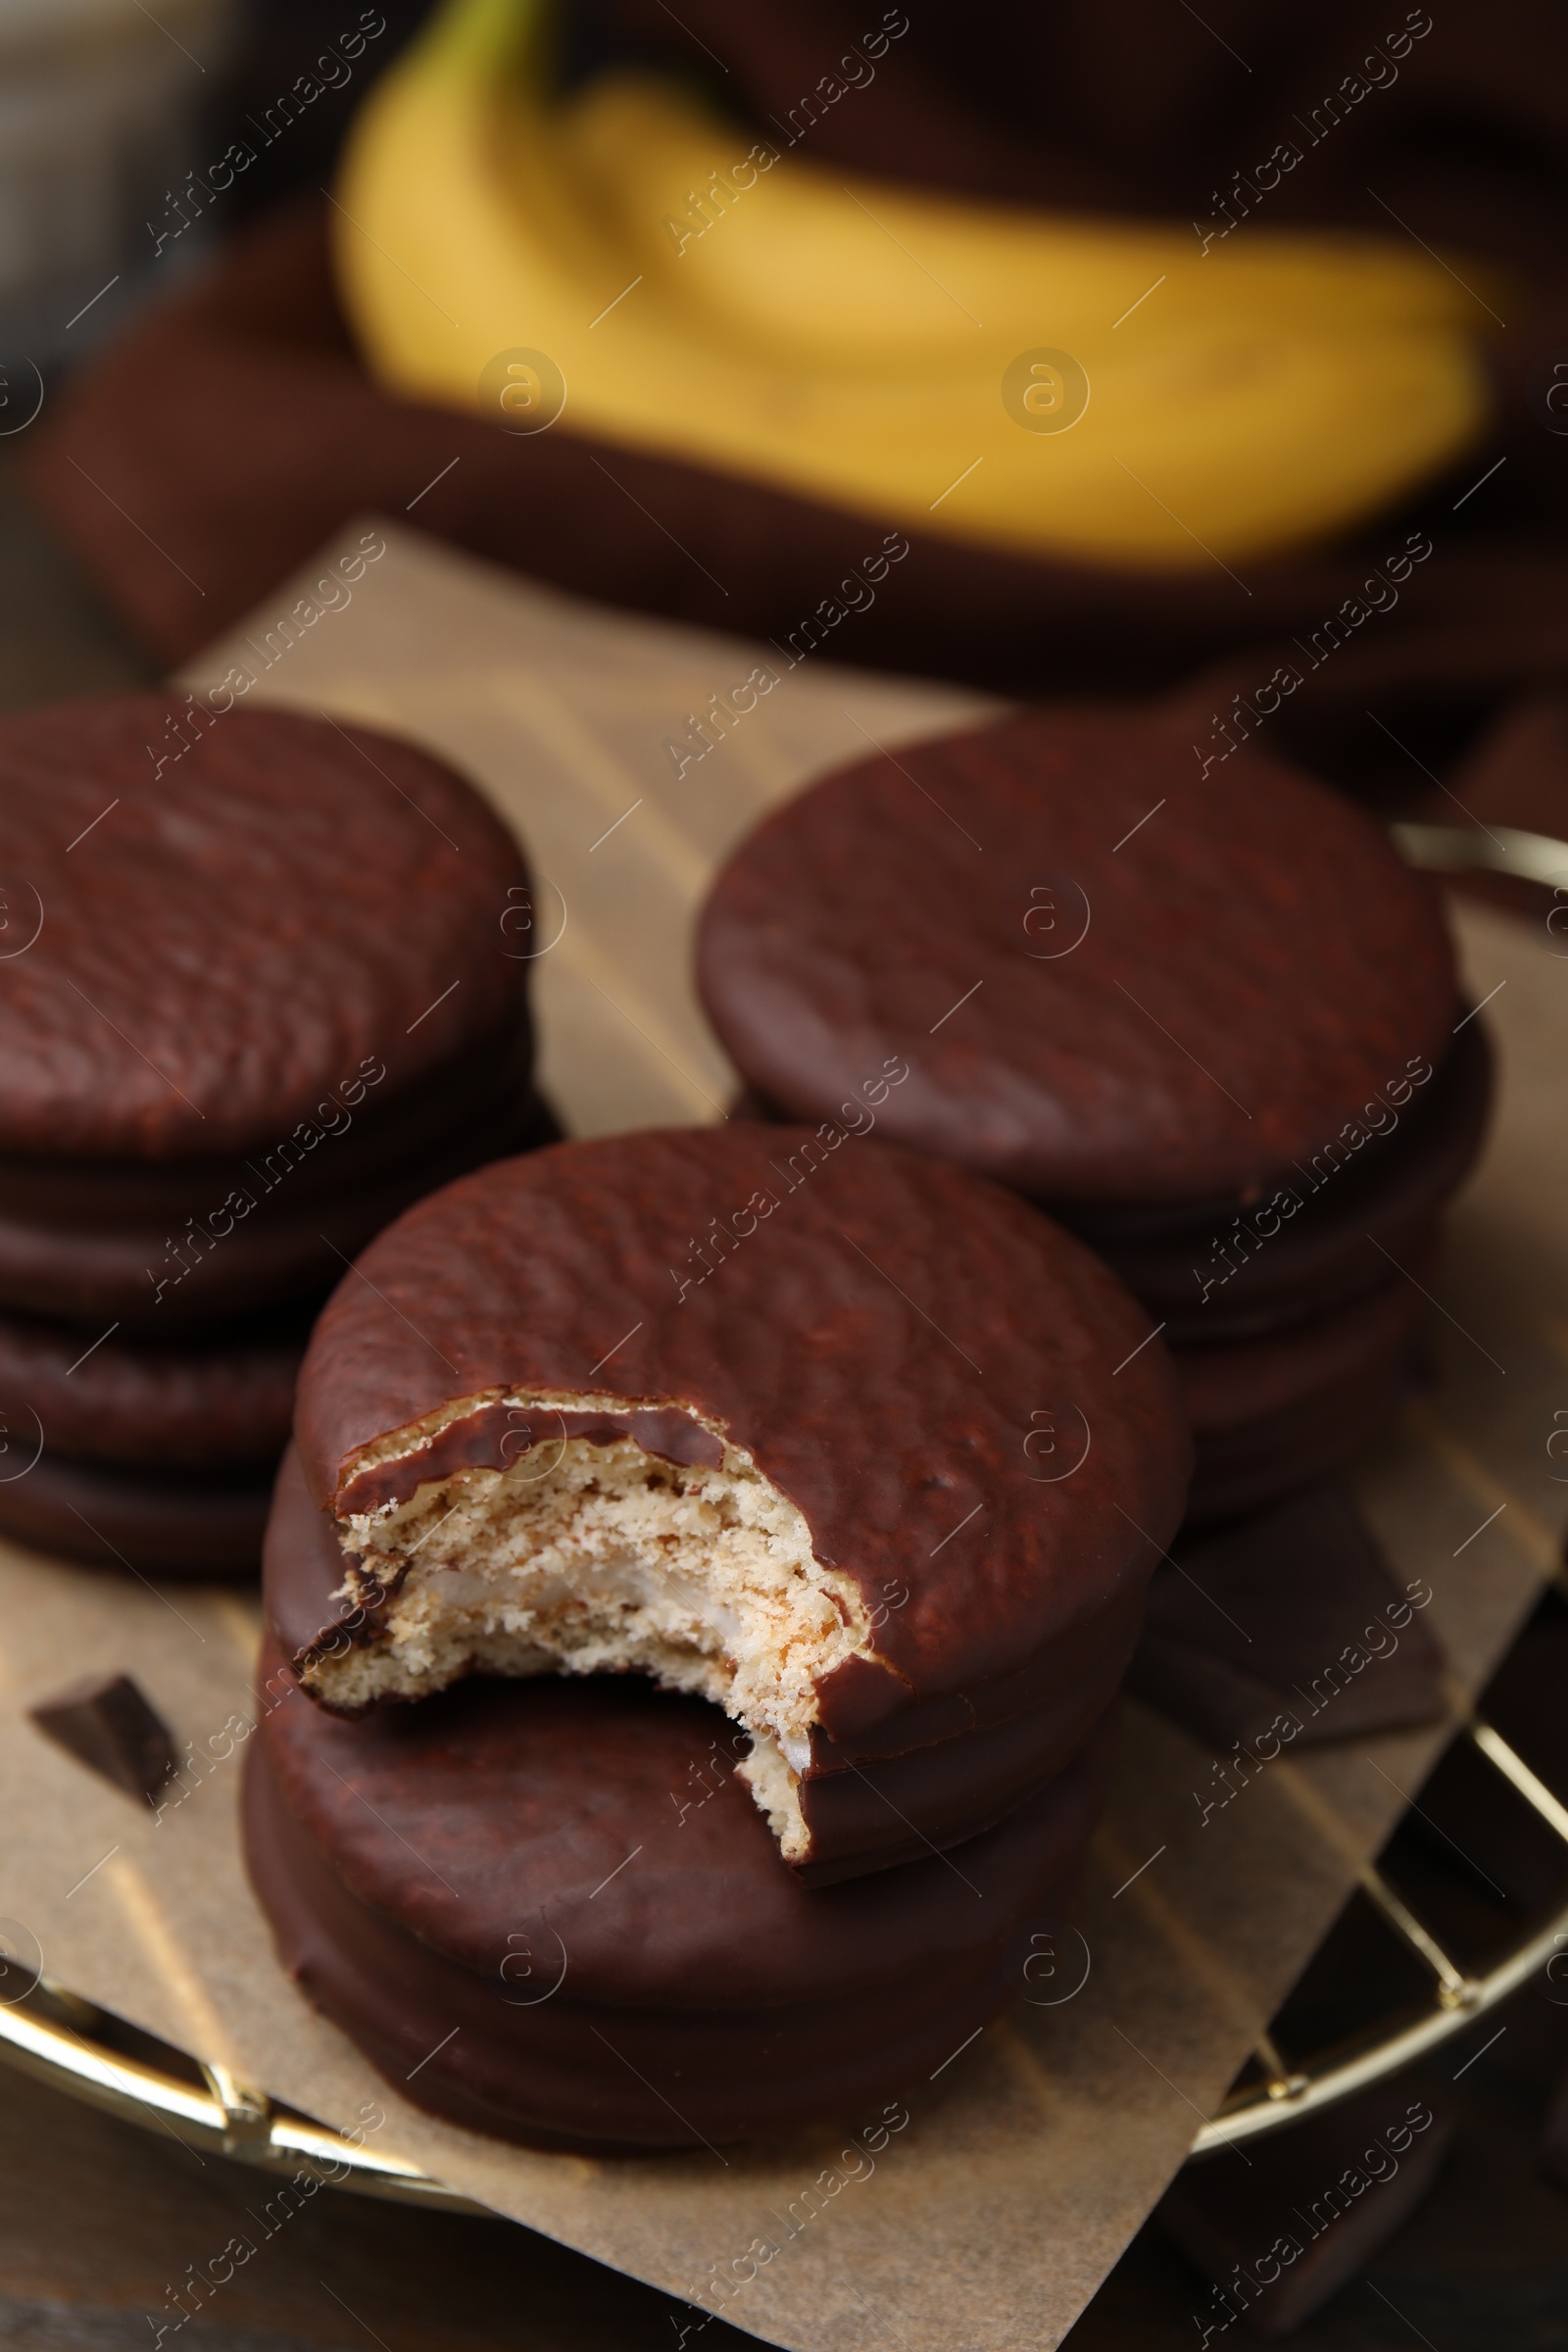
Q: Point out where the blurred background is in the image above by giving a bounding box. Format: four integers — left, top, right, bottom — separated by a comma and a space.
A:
0, 0, 430, 366
7, 0, 1568, 814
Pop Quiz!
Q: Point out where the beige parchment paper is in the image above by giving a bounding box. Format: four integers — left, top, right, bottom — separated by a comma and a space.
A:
0, 517, 1563, 2351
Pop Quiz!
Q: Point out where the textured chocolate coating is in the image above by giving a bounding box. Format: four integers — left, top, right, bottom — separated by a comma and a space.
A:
246, 1652, 1109, 2147
734, 1030, 1487, 1351
1034, 1022, 1491, 1342
256, 1638, 1107, 2003
696, 712, 1460, 1207
265, 1442, 1141, 1878
1178, 1271, 1426, 1524
1128, 1482, 1446, 1752
0, 1448, 271, 1576
0, 695, 530, 1159
0, 1052, 557, 1333
0, 1305, 305, 1467
293, 1128, 1191, 1745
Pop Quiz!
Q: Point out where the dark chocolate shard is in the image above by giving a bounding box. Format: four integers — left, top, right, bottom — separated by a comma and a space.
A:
1155, 2082, 1455, 2335
1126, 1483, 1446, 1753
29, 1672, 178, 1803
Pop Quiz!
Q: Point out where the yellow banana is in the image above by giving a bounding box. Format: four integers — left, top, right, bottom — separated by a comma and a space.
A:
334, 0, 1497, 568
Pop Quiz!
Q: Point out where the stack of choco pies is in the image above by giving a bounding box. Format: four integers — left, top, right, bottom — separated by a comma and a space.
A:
0, 693, 552, 1576
249, 1124, 1193, 2149
695, 710, 1493, 1527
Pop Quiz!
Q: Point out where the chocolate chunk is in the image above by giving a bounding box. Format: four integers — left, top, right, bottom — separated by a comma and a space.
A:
1126, 1483, 1446, 1753
30, 1672, 178, 1802
1156, 2083, 1455, 2334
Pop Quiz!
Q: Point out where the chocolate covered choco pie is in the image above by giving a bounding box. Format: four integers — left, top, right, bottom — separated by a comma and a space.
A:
246, 1638, 1113, 2151
697, 711, 1492, 1519
0, 693, 554, 1572
266, 1126, 1190, 1881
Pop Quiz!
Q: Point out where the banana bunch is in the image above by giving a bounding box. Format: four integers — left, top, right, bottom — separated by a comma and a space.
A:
334, 0, 1494, 567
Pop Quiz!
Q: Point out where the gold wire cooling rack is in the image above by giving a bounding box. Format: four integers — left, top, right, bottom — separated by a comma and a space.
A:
0, 820, 1562, 2208
1189, 1675, 1568, 2157
1, 1652, 1563, 2204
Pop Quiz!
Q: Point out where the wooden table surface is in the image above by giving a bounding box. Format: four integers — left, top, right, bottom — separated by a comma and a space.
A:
2, 441, 1567, 2352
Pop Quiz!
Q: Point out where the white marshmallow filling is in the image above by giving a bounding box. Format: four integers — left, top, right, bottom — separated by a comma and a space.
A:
309, 1396, 880, 1862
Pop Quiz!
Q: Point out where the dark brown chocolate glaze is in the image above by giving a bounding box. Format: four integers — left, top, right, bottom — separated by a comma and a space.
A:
0, 693, 559, 1328
245, 1652, 1109, 2147
1128, 1483, 1446, 1753
290, 1128, 1191, 1751
265, 1444, 1139, 1879
0, 695, 531, 1159
1181, 1346, 1423, 1527
736, 1032, 1487, 1347
735, 1018, 1490, 1361
1178, 1267, 1427, 1442
256, 1636, 1108, 2002
0, 1448, 272, 1577
0, 1303, 307, 1468
1178, 1270, 1426, 1525
0, 1054, 558, 1333
335, 1397, 722, 1513
1059, 1021, 1493, 1340
696, 711, 1459, 1208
